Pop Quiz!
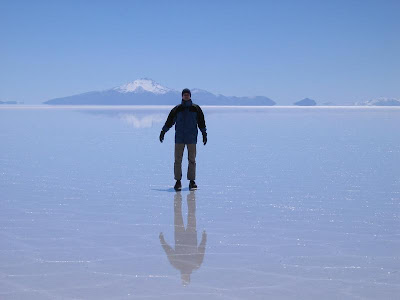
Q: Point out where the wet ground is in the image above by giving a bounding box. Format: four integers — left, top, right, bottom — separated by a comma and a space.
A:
1, 105, 399, 299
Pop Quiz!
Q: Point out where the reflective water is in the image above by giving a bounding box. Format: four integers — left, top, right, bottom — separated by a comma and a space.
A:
1, 106, 399, 299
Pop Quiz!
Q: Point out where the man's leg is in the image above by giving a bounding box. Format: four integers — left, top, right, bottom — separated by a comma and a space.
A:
174, 143, 185, 180
187, 144, 197, 181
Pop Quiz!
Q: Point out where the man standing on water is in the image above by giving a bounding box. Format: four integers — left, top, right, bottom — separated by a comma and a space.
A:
159, 88, 207, 191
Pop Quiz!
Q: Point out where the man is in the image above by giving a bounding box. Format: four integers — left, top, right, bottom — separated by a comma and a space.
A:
159, 88, 207, 191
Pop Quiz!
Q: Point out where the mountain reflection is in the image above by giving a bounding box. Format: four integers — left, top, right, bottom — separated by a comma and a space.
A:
76, 109, 166, 128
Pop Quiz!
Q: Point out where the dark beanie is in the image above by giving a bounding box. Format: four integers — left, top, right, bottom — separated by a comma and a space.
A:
182, 88, 191, 96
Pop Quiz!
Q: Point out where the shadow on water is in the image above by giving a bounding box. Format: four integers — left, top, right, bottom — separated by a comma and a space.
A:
151, 187, 191, 192
159, 191, 207, 286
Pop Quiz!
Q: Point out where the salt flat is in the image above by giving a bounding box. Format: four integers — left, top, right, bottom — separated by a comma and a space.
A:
0, 106, 399, 299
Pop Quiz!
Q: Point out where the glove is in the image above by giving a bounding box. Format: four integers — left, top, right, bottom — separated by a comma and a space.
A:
159, 130, 166, 143
202, 133, 207, 145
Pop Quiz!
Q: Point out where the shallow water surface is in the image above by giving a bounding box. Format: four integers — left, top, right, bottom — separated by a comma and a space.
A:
1, 106, 399, 299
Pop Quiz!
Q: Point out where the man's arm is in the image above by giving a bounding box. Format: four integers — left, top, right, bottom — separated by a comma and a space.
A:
162, 106, 178, 133
196, 105, 207, 134
195, 105, 207, 145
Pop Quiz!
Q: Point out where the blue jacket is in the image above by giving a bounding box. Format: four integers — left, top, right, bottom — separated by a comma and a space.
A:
162, 99, 207, 144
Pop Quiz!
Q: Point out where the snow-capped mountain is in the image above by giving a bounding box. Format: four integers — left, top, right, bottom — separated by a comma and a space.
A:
355, 97, 400, 106
43, 78, 276, 106
113, 78, 175, 94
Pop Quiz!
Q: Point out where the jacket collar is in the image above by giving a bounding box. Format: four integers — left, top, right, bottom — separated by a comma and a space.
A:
181, 99, 192, 107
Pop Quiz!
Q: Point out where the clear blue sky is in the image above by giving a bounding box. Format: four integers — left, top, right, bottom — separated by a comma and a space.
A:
1, 0, 399, 104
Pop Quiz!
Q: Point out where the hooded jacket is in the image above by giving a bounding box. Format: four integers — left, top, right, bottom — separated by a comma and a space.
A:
162, 99, 207, 144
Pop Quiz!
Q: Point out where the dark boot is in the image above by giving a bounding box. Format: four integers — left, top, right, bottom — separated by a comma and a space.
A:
174, 180, 182, 191
189, 180, 197, 190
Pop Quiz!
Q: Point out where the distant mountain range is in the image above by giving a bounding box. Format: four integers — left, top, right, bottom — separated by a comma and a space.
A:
354, 97, 400, 106
43, 78, 276, 106
42, 78, 400, 106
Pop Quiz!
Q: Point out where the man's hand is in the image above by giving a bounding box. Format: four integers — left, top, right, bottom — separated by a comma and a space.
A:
159, 130, 166, 143
202, 133, 207, 145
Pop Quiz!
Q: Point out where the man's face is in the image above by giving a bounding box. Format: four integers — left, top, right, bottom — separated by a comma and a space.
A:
182, 93, 191, 101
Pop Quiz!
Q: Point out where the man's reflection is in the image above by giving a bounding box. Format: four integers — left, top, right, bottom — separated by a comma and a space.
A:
159, 191, 207, 286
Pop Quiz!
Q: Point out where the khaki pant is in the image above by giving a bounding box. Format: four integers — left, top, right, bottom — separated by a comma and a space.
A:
174, 143, 196, 181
